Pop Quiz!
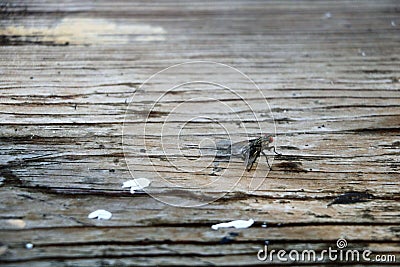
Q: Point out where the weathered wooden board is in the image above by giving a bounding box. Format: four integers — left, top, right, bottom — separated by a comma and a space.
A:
1, 0, 399, 265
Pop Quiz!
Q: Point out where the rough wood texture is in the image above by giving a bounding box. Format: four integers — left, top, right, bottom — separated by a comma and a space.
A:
1, 0, 399, 266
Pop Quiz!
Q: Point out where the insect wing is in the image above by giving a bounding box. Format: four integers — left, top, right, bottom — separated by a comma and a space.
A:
225, 137, 267, 171
229, 140, 250, 156
227, 140, 253, 170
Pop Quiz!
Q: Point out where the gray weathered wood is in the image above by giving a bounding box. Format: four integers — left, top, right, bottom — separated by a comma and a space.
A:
1, 0, 399, 265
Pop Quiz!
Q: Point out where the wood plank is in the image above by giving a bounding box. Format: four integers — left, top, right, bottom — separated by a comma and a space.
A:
1, 0, 399, 265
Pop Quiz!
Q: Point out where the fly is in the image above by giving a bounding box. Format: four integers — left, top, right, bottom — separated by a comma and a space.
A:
229, 134, 280, 171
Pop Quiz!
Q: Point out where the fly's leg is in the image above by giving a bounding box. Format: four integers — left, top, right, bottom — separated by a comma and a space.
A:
246, 160, 254, 171
270, 146, 281, 155
262, 145, 282, 170
261, 151, 272, 170
264, 145, 281, 156
245, 151, 259, 171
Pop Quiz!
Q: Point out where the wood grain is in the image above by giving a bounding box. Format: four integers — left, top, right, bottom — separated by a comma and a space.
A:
1, 0, 399, 265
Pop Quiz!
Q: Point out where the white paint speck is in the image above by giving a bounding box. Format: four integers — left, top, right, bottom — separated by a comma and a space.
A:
6, 219, 26, 228
88, 209, 112, 220
122, 178, 151, 194
211, 219, 254, 230
323, 12, 332, 19
391, 20, 396, 27
0, 245, 7, 256
25, 243, 34, 249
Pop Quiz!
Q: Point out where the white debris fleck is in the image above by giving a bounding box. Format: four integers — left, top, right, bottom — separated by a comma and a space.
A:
88, 209, 112, 220
25, 243, 34, 249
211, 219, 254, 230
0, 245, 8, 256
323, 12, 332, 19
6, 219, 26, 229
391, 20, 396, 27
122, 178, 151, 194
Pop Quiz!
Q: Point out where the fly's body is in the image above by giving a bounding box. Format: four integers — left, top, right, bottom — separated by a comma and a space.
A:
231, 134, 279, 171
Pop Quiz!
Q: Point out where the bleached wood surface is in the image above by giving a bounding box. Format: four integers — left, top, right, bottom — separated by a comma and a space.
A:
0, 0, 399, 265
